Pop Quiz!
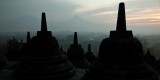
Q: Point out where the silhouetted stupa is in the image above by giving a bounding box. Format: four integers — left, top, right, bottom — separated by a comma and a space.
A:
60, 46, 66, 54
67, 32, 89, 69
81, 2, 158, 80
85, 44, 97, 63
21, 32, 31, 56
144, 49, 157, 69
27, 32, 30, 44
13, 12, 75, 80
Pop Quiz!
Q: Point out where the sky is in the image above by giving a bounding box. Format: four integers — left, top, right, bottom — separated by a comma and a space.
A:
0, 0, 160, 34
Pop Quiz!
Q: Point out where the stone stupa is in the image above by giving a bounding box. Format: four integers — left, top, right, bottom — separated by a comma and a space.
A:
67, 32, 89, 69
13, 12, 75, 80
80, 2, 158, 80
144, 49, 157, 70
85, 44, 97, 63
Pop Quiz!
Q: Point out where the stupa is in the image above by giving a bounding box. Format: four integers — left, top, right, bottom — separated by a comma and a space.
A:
144, 49, 157, 70
27, 32, 30, 44
60, 46, 66, 54
13, 12, 75, 80
21, 32, 31, 56
85, 44, 97, 63
81, 2, 158, 80
67, 32, 89, 69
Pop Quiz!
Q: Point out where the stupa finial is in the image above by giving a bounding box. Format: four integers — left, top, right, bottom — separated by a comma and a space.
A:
27, 32, 30, 43
73, 32, 78, 45
41, 12, 47, 32
116, 2, 126, 31
88, 44, 91, 52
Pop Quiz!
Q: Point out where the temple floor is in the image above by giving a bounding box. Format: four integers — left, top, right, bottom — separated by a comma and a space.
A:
1, 69, 160, 80
0, 68, 85, 80
0, 61, 159, 80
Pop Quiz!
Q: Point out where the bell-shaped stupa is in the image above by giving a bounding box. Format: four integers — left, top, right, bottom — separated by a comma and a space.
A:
81, 2, 158, 80
13, 12, 75, 80
67, 32, 89, 69
85, 44, 97, 63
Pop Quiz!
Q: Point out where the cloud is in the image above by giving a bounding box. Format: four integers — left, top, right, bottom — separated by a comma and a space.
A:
68, 0, 133, 13
126, 7, 160, 26
77, 0, 160, 26
0, 0, 160, 33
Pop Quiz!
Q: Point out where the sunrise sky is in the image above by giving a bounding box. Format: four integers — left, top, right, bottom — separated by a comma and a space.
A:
0, 0, 160, 34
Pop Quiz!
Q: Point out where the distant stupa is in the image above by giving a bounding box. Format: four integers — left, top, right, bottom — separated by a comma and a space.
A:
27, 32, 30, 44
81, 2, 158, 80
67, 32, 89, 69
20, 32, 31, 58
85, 44, 97, 63
144, 49, 157, 69
60, 46, 66, 54
13, 12, 75, 80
